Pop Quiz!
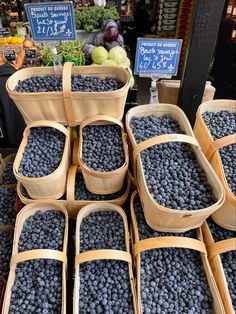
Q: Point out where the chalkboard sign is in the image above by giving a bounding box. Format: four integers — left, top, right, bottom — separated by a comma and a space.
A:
134, 38, 182, 76
25, 48, 37, 60
0, 28, 10, 38
25, 2, 76, 42
4, 50, 16, 61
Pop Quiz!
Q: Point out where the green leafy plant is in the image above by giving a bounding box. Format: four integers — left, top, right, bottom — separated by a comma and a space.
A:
74, 7, 119, 32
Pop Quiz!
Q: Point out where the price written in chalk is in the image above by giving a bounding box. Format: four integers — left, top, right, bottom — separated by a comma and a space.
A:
25, 48, 37, 60
4, 50, 16, 61
25, 2, 76, 42
134, 38, 182, 76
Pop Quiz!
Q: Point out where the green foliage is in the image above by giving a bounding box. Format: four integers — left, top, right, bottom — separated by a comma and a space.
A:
41, 41, 85, 66
74, 7, 119, 32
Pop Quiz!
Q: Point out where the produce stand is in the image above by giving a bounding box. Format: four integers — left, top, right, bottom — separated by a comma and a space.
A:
0, 1, 235, 313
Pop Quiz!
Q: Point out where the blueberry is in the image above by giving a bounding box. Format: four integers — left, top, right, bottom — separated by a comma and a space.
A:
0, 188, 17, 225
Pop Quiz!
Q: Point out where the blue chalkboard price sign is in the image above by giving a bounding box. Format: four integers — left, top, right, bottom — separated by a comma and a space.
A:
25, 2, 76, 42
134, 38, 182, 76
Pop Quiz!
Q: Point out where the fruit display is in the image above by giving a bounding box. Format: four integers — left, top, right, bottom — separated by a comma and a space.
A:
2, 161, 16, 185
74, 7, 119, 32
0, 36, 23, 46
18, 127, 65, 178
8, 210, 65, 314
77, 210, 135, 313
130, 115, 216, 211
207, 218, 236, 310
202, 110, 236, 196
133, 195, 214, 313
15, 75, 62, 93
0, 188, 16, 226
0, 230, 13, 277
74, 172, 127, 201
82, 124, 125, 172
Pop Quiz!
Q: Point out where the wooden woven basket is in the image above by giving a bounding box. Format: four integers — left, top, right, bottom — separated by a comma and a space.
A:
17, 182, 68, 209
13, 121, 70, 200
73, 203, 138, 314
66, 166, 130, 219
0, 154, 16, 189
2, 201, 68, 314
130, 191, 225, 314
202, 221, 236, 313
63, 63, 130, 126
126, 104, 225, 232
78, 115, 129, 194
194, 100, 236, 231
6, 67, 68, 125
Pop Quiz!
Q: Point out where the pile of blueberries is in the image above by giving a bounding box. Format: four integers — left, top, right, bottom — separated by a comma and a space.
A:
0, 278, 5, 298
75, 172, 126, 201
2, 161, 16, 185
0, 188, 16, 225
207, 218, 236, 310
130, 115, 216, 210
82, 124, 125, 172
14, 75, 123, 93
18, 127, 65, 178
79, 211, 134, 313
9, 210, 65, 314
0, 231, 13, 277
202, 110, 236, 196
133, 195, 213, 313
71, 75, 123, 92
15, 75, 63, 93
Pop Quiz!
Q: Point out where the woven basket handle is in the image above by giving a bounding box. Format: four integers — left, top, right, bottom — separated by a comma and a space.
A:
75, 249, 132, 265
62, 62, 76, 126
80, 114, 124, 130
10, 249, 67, 267
67, 166, 77, 202
133, 236, 207, 258
23, 120, 69, 137
205, 134, 236, 160
207, 238, 236, 261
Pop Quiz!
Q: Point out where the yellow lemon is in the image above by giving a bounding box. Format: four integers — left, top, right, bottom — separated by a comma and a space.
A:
16, 37, 24, 44
6, 36, 13, 44
11, 37, 18, 44
0, 38, 6, 45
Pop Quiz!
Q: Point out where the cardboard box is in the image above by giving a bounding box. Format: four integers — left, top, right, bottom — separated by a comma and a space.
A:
157, 80, 216, 104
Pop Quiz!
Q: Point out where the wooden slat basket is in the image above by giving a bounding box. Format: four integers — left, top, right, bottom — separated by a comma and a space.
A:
63, 63, 130, 125
126, 104, 225, 232
73, 203, 138, 314
13, 121, 70, 200
78, 115, 129, 195
201, 221, 236, 313
2, 201, 68, 314
194, 99, 236, 231
6, 67, 68, 125
66, 165, 130, 219
130, 191, 225, 314
0, 154, 16, 188
17, 182, 68, 209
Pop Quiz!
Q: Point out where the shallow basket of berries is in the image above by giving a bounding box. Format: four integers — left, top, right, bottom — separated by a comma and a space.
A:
63, 63, 130, 125
194, 99, 236, 231
6, 66, 68, 125
73, 203, 138, 314
0, 154, 16, 188
202, 219, 236, 313
13, 121, 70, 200
130, 191, 225, 314
66, 166, 130, 219
126, 104, 225, 232
2, 201, 68, 314
78, 115, 129, 195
